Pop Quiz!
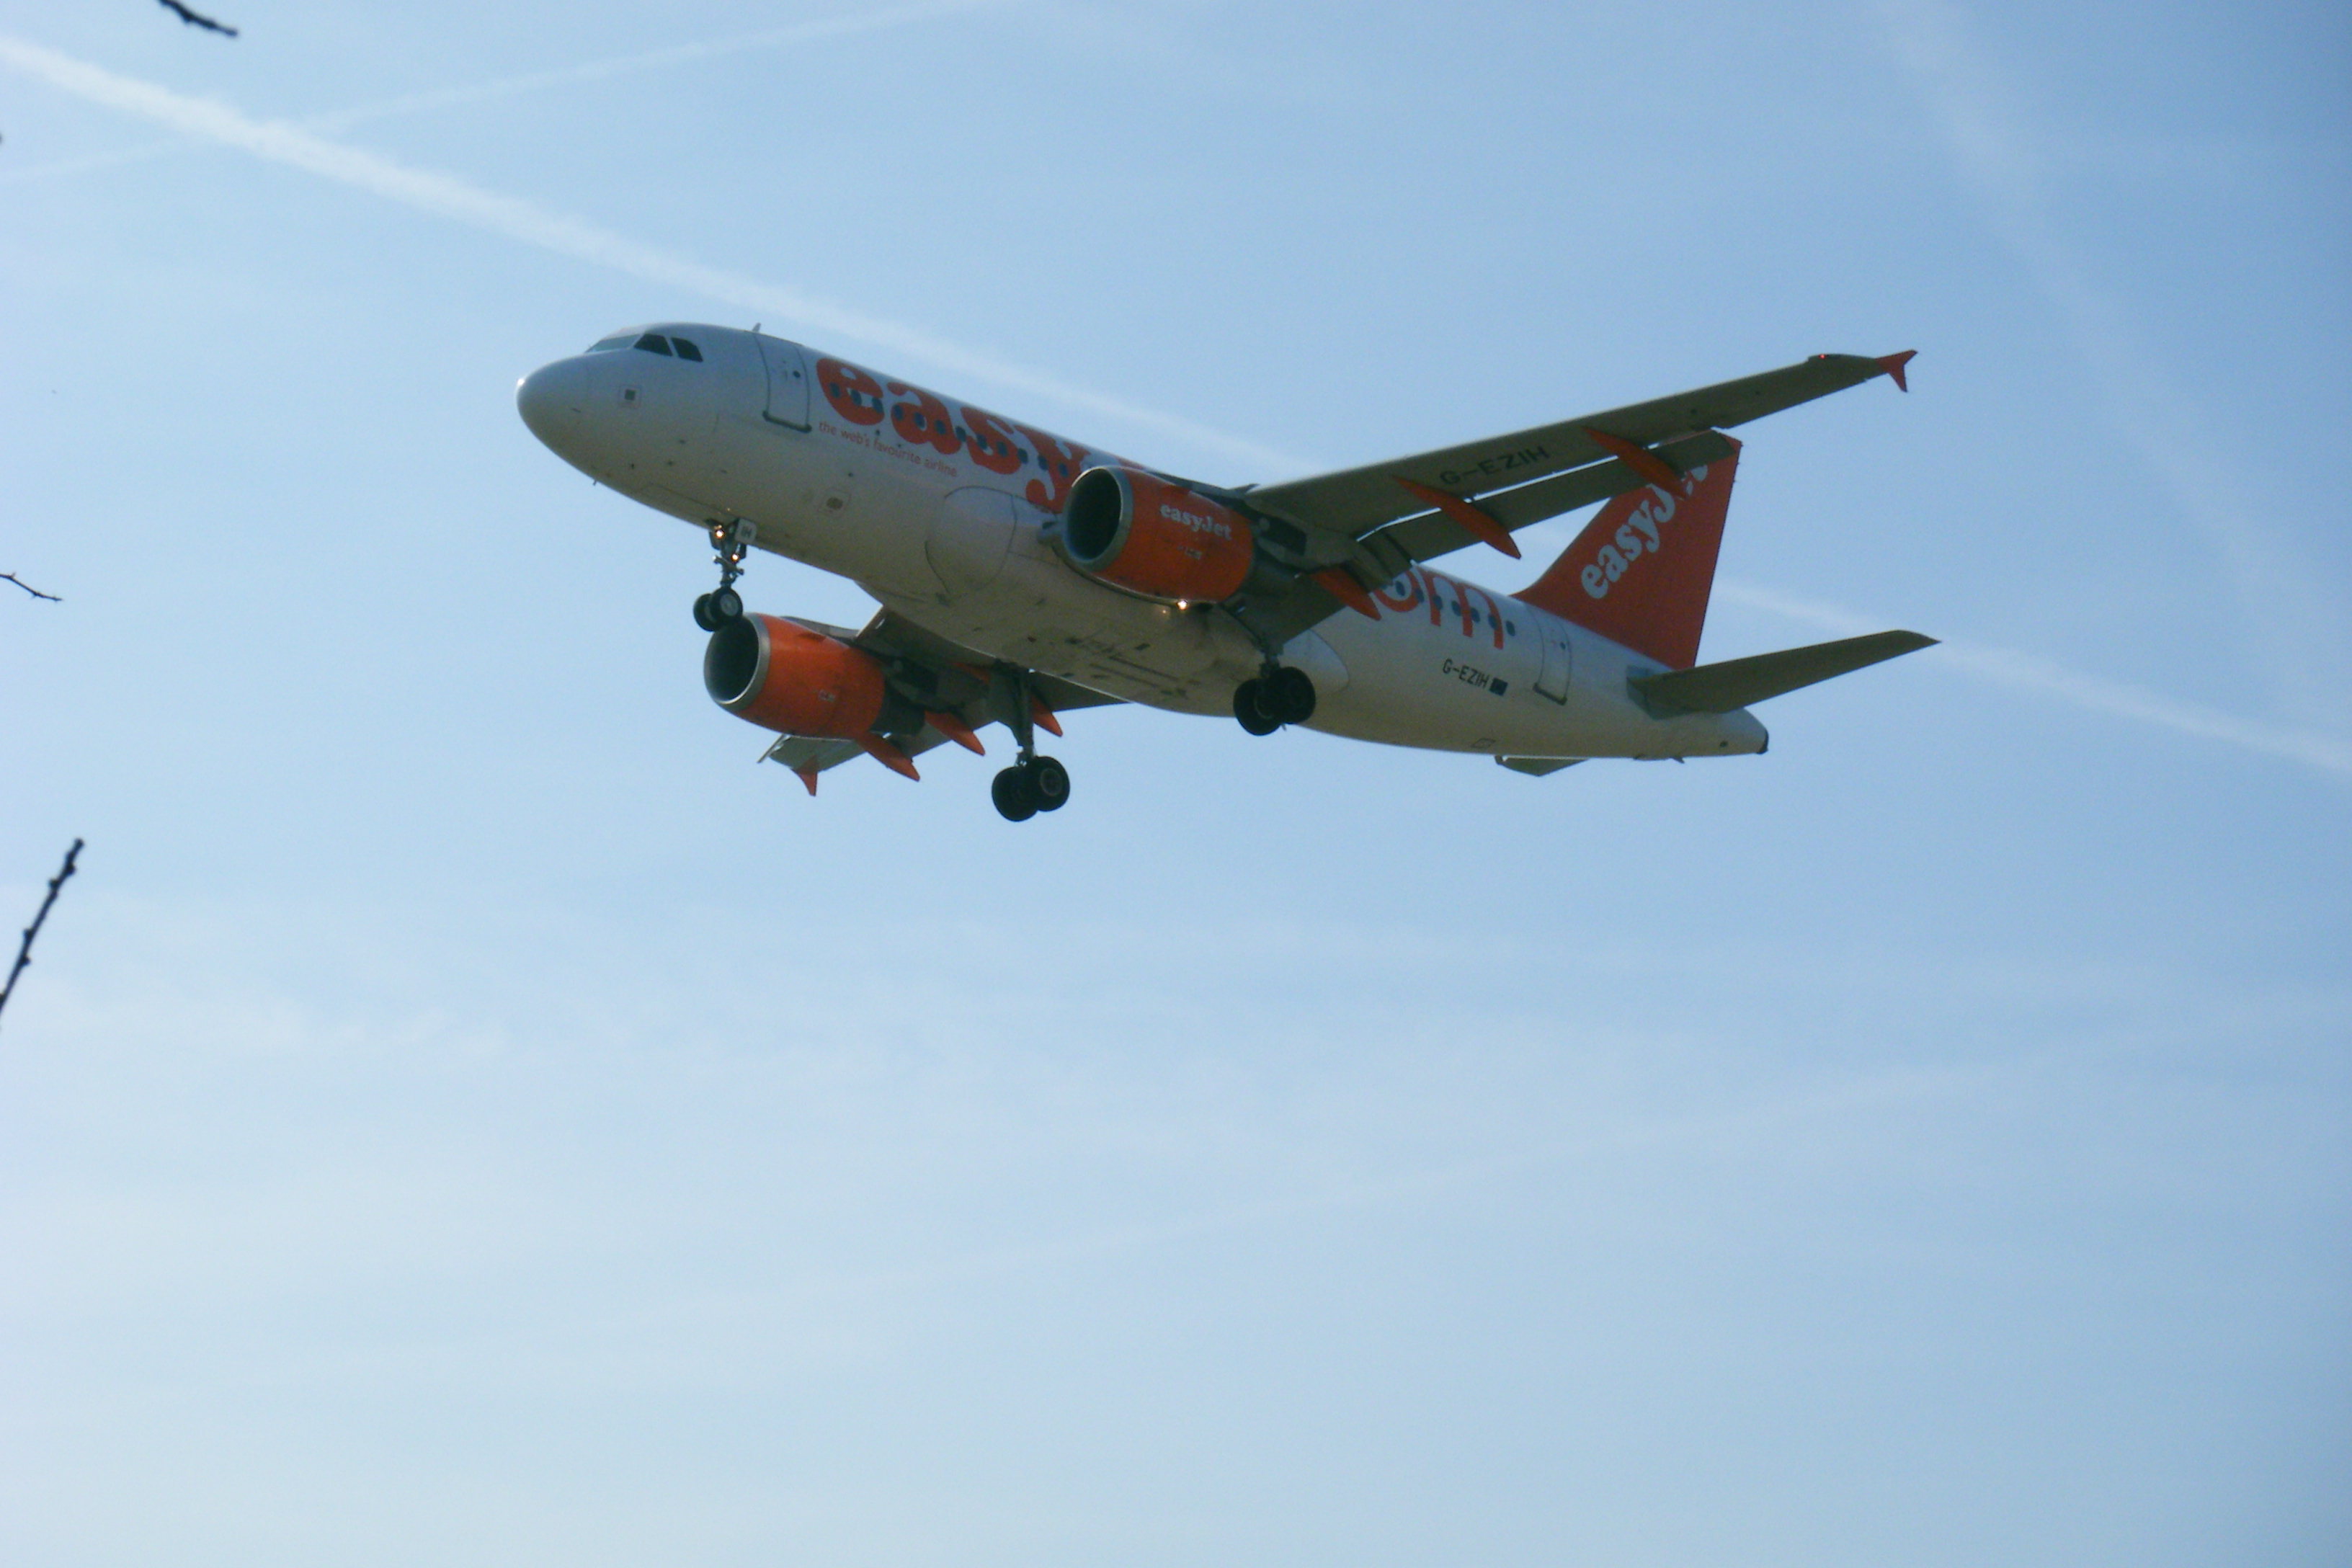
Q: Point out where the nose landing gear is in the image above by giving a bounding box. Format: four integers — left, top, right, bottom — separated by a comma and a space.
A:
692, 519, 757, 631
989, 666, 1071, 822
1233, 664, 1316, 735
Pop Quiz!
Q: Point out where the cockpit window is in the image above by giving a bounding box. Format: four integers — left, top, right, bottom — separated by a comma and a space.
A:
588, 331, 704, 360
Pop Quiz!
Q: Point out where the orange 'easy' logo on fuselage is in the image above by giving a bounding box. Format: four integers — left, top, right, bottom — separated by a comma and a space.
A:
812, 354, 1092, 511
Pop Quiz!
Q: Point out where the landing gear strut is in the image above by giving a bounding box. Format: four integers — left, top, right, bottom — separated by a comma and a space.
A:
1233, 664, 1315, 734
989, 665, 1070, 821
692, 519, 757, 631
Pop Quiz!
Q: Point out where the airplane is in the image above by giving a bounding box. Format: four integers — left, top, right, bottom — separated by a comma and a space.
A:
515, 326, 1934, 821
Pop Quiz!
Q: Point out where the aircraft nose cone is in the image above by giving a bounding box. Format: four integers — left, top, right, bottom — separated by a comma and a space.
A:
516, 357, 589, 448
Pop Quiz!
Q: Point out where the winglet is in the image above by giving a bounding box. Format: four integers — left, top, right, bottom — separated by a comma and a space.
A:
854, 734, 922, 781
1308, 565, 1381, 618
925, 710, 986, 755
1579, 427, 1683, 491
1876, 350, 1916, 393
1394, 478, 1521, 559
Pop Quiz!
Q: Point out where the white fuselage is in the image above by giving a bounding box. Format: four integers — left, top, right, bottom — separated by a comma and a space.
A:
516, 325, 1767, 763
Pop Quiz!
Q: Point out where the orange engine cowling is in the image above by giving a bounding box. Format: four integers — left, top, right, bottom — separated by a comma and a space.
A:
704, 614, 908, 736
1055, 466, 1255, 603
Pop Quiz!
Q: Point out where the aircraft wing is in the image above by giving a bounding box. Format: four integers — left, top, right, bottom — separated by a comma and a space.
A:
1224, 351, 1911, 646
846, 610, 1126, 719
752, 610, 1123, 793
761, 733, 901, 783
1246, 352, 1911, 553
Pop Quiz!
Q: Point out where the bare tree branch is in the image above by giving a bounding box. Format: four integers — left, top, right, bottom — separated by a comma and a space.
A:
0, 840, 84, 1028
156, 0, 239, 37
3, 572, 61, 602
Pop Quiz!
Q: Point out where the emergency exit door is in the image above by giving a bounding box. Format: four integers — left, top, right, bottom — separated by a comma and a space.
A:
756, 334, 811, 431
1534, 611, 1572, 703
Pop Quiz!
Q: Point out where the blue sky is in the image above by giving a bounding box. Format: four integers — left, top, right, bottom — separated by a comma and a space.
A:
1, 1, 2346, 1563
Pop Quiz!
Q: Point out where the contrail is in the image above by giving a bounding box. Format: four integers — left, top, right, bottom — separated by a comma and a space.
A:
0, 31, 1306, 476
1870, 0, 2352, 735
304, 0, 1009, 133
0, 1, 1005, 186
6, 32, 2342, 778
1715, 578, 2352, 779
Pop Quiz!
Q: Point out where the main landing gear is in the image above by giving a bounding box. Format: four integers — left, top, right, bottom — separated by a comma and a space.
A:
692, 518, 757, 631
991, 754, 1069, 821
989, 665, 1070, 822
1233, 664, 1316, 736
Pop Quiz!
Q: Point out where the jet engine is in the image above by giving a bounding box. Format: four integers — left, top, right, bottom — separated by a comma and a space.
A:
1054, 466, 1255, 603
703, 614, 919, 737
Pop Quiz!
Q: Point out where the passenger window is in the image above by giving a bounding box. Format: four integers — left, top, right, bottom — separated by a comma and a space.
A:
671, 337, 704, 362
634, 334, 674, 356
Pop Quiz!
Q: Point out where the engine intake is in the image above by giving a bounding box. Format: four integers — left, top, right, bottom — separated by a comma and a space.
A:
705, 614, 914, 737
1056, 466, 1255, 603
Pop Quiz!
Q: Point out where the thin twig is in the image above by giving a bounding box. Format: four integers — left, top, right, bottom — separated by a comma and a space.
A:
2, 572, 59, 602
156, 0, 239, 37
0, 840, 84, 1026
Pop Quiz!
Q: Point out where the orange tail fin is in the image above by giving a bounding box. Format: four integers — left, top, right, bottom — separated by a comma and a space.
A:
1513, 441, 1740, 669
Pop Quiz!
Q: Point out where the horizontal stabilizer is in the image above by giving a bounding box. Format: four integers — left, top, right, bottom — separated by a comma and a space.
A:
1630, 630, 1936, 716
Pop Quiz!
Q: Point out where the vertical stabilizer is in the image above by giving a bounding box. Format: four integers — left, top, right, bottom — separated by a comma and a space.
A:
1513, 442, 1740, 669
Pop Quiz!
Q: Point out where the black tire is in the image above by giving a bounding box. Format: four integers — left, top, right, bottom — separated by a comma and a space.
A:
1233, 680, 1282, 736
692, 592, 723, 631
710, 585, 744, 623
1270, 665, 1317, 724
991, 765, 1039, 821
1029, 754, 1071, 811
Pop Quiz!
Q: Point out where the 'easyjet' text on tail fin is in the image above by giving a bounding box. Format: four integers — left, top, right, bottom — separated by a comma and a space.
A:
1513, 441, 1740, 670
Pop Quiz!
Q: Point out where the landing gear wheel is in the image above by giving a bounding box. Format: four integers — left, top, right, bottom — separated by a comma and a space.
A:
699, 519, 757, 629
992, 765, 1040, 822
1269, 666, 1317, 725
1234, 679, 1283, 736
1028, 754, 1071, 812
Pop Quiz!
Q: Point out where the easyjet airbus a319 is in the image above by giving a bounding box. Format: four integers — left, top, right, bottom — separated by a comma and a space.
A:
517, 327, 1933, 819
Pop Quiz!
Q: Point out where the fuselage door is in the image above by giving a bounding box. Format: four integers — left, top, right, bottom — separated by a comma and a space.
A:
757, 334, 812, 431
1533, 609, 1572, 703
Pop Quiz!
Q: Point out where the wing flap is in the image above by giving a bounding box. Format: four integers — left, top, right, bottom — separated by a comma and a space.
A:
760, 734, 869, 793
